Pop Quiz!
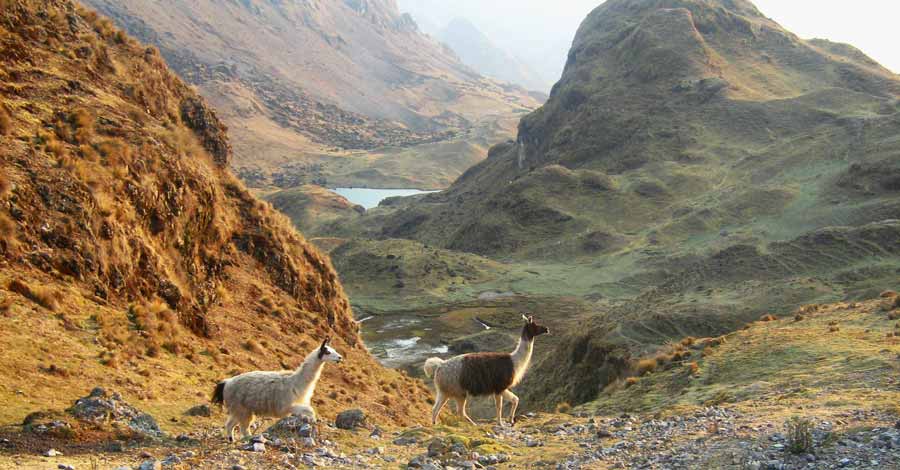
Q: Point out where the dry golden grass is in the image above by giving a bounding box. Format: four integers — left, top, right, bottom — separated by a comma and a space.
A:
0, 211, 18, 252
760, 314, 778, 322
625, 377, 639, 388
45, 138, 68, 159
555, 402, 572, 414
0, 170, 9, 196
635, 358, 658, 376
0, 106, 10, 135
7, 279, 62, 311
0, 296, 12, 315
687, 361, 699, 375
243, 339, 264, 354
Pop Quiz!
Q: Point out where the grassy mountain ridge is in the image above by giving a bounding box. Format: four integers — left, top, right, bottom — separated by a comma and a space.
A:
0, 0, 429, 438
81, 0, 543, 189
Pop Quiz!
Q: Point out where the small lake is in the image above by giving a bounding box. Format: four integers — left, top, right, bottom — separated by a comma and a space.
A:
332, 188, 437, 210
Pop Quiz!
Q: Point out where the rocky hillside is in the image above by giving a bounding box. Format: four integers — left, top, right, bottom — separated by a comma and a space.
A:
80, 0, 543, 189
333, 0, 900, 407
0, 0, 429, 442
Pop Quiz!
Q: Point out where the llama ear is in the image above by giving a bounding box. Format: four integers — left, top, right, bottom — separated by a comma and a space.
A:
321, 336, 331, 349
522, 314, 530, 322
528, 315, 534, 323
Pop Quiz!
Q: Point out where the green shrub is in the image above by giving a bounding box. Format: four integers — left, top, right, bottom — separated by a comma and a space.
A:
786, 417, 814, 454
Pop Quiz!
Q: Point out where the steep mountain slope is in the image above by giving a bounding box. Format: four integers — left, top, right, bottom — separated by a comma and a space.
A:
0, 0, 428, 433
436, 17, 549, 93
338, 0, 900, 405
80, 0, 543, 189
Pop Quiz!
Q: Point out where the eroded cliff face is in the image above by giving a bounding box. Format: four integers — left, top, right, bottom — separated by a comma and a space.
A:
0, 0, 430, 427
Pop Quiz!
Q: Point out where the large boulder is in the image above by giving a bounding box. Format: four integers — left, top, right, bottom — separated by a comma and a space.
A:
68, 387, 163, 438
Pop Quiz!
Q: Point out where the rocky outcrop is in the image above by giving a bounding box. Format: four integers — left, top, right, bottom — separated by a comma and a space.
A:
68, 388, 163, 439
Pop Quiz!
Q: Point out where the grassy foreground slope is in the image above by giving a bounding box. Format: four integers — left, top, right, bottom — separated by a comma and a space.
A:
6, 295, 899, 469
0, 0, 429, 440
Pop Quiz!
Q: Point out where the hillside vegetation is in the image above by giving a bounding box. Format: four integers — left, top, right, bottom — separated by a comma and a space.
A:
0, 0, 429, 451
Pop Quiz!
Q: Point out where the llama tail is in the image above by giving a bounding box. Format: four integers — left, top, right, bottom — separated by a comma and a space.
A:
211, 381, 226, 406
423, 357, 444, 378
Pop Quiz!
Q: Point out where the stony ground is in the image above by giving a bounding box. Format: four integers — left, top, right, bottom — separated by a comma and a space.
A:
3, 403, 900, 469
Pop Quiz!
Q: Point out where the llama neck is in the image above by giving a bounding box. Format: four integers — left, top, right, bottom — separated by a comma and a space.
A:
511, 330, 535, 375
289, 351, 326, 405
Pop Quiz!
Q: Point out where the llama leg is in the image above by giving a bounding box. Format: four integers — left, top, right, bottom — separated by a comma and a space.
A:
459, 396, 477, 426
224, 415, 237, 442
431, 392, 449, 426
291, 404, 317, 423
239, 415, 254, 440
494, 394, 505, 427
502, 390, 520, 425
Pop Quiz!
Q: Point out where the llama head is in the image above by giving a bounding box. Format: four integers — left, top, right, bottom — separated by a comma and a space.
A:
521, 314, 550, 339
317, 336, 344, 363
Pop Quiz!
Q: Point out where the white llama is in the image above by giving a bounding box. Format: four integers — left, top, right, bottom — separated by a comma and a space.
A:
212, 337, 343, 441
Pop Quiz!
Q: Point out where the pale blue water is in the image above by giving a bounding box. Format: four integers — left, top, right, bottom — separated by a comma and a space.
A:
331, 188, 437, 209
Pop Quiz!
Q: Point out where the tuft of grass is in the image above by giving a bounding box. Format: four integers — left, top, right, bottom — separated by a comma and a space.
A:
636, 358, 658, 376
794, 313, 805, 322
0, 296, 12, 315
760, 314, 778, 322
244, 339, 265, 354
625, 377, 639, 388
0, 170, 9, 196
8, 279, 61, 311
45, 138, 68, 159
0, 211, 18, 252
785, 417, 814, 454
555, 402, 572, 414
0, 106, 10, 135
40, 364, 69, 377
687, 361, 699, 375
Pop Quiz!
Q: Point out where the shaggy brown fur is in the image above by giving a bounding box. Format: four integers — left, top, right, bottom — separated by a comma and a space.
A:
459, 353, 515, 396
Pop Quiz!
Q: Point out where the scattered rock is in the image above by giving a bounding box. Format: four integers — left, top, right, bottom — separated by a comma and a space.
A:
57, 465, 74, 470
138, 460, 161, 470
335, 409, 366, 429
184, 404, 211, 417
393, 436, 418, 446
45, 449, 62, 457
266, 415, 316, 439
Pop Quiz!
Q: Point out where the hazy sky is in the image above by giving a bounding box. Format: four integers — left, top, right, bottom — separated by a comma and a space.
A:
399, 0, 900, 88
